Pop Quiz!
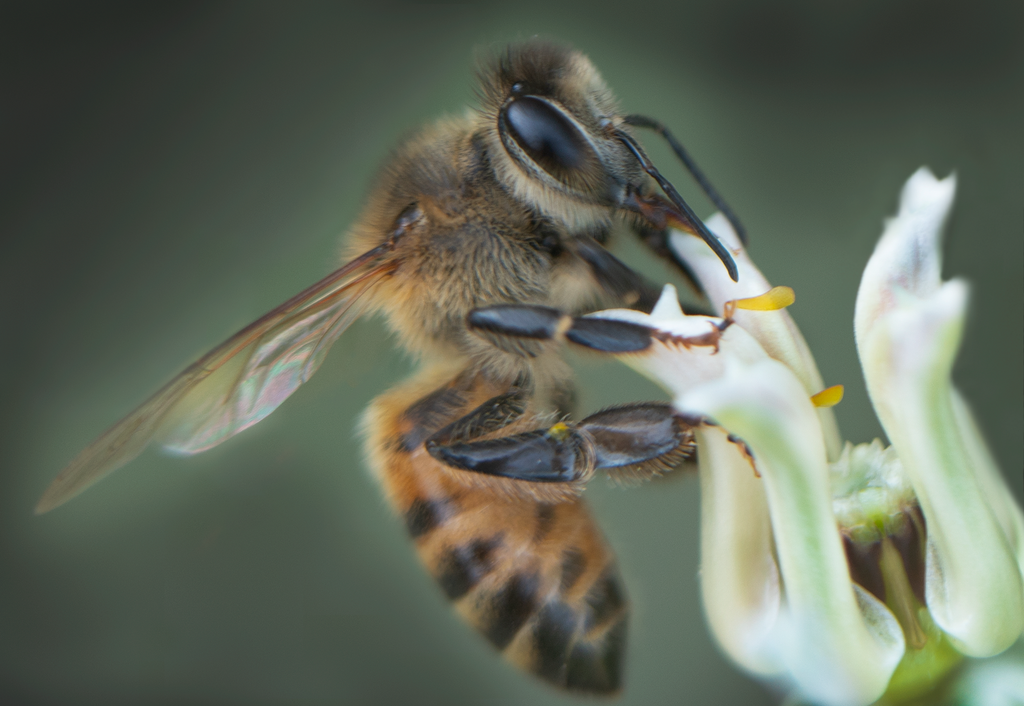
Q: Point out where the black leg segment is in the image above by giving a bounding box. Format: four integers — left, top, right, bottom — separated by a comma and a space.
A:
428, 426, 589, 483
467, 305, 655, 354
428, 404, 694, 485
574, 236, 664, 312
564, 318, 653, 353
467, 305, 565, 341
579, 403, 695, 481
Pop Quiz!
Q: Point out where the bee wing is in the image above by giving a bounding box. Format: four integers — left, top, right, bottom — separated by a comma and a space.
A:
37, 248, 397, 513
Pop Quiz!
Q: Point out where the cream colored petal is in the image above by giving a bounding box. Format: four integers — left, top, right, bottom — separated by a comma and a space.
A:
860, 277, 1024, 656
696, 426, 782, 676
589, 285, 768, 398
854, 167, 956, 342
951, 390, 1024, 588
679, 358, 904, 706
670, 216, 841, 460
855, 168, 1023, 654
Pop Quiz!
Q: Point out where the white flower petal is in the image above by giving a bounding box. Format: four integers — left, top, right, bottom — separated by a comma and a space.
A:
589, 285, 722, 340
854, 167, 956, 341
859, 275, 1024, 655
856, 169, 1024, 655
679, 358, 904, 706
670, 216, 841, 460
951, 390, 1024, 588
696, 426, 782, 676
589, 285, 769, 399
649, 282, 687, 320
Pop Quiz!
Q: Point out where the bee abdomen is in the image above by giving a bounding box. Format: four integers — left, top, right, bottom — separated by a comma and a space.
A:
435, 534, 504, 600
414, 497, 628, 694
404, 496, 456, 539
370, 378, 629, 694
524, 569, 628, 692
481, 570, 542, 648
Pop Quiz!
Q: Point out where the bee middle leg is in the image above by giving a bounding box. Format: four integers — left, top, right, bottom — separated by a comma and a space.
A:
445, 302, 700, 485
467, 304, 656, 354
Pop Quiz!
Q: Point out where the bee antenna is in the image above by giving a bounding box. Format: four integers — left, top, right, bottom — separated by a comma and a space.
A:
615, 130, 739, 282
623, 114, 747, 245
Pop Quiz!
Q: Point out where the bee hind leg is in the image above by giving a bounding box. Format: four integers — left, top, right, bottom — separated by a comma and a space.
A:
427, 422, 591, 484
427, 403, 694, 485
580, 403, 696, 483
426, 379, 530, 446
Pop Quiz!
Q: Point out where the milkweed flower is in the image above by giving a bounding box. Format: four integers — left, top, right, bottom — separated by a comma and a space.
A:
589, 168, 1024, 705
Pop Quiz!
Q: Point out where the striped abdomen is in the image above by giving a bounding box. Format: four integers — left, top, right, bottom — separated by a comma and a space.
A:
363, 372, 628, 693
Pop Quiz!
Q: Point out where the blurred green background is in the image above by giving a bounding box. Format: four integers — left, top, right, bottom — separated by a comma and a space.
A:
2, 2, 1021, 704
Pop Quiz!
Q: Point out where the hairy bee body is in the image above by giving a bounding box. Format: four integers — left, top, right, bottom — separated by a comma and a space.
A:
343, 62, 657, 690
41, 39, 736, 695
347, 114, 614, 383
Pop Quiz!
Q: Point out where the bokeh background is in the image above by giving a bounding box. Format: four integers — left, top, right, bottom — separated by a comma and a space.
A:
2, 2, 1021, 704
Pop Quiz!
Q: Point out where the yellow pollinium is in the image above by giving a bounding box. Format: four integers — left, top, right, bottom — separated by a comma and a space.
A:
546, 422, 572, 441
811, 384, 845, 408
732, 286, 796, 311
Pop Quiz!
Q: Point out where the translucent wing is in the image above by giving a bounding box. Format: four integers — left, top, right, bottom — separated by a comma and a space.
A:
37, 247, 397, 513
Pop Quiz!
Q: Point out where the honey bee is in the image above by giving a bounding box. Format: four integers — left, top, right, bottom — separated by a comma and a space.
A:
37, 40, 745, 694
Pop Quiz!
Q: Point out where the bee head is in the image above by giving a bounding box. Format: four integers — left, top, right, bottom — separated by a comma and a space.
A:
477, 40, 740, 280
477, 40, 649, 226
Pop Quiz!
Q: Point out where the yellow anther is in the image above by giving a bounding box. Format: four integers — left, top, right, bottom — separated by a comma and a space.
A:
811, 384, 844, 408
546, 422, 571, 441
732, 286, 796, 311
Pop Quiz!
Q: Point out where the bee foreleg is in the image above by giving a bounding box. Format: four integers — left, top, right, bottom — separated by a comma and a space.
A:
574, 236, 664, 312
633, 225, 715, 315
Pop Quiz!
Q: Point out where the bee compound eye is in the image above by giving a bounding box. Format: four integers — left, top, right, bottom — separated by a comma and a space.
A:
502, 96, 595, 180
